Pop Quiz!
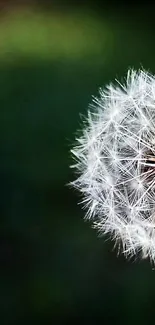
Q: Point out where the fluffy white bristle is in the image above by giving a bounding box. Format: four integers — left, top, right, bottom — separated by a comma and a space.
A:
70, 69, 155, 263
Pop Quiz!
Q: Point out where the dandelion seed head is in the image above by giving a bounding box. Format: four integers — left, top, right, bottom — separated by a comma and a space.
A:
70, 69, 155, 264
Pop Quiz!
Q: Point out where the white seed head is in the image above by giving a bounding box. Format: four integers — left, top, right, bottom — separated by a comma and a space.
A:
70, 69, 155, 263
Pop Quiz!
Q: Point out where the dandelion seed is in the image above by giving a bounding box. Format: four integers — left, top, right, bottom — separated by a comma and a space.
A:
70, 69, 155, 263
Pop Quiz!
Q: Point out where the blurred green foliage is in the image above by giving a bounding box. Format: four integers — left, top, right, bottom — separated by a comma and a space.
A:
0, 3, 155, 325
0, 9, 112, 61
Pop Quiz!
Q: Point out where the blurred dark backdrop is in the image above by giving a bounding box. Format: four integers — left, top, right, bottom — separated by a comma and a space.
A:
0, 1, 155, 324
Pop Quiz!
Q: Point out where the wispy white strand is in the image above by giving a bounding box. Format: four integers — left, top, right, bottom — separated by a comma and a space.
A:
70, 69, 155, 263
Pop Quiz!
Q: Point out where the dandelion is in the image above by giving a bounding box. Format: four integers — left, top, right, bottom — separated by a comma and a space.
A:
70, 69, 155, 263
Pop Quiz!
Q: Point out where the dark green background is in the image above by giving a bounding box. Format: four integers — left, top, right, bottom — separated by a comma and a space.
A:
0, 1, 155, 324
